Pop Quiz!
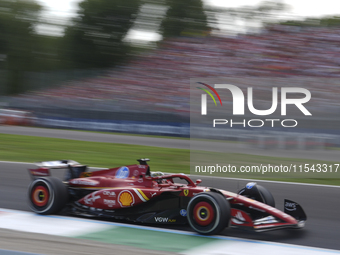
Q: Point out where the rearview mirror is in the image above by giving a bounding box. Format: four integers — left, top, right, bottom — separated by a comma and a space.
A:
195, 179, 202, 185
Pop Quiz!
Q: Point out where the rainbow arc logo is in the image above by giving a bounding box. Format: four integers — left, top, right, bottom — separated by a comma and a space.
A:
196, 82, 222, 115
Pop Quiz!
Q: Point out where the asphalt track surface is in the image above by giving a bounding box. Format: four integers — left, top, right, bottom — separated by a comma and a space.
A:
1, 161, 340, 251
0, 126, 339, 252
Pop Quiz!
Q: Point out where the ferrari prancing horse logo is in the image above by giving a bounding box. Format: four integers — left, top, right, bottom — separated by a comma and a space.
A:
183, 189, 189, 196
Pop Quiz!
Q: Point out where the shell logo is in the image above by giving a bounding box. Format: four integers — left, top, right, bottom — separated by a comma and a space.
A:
118, 190, 135, 207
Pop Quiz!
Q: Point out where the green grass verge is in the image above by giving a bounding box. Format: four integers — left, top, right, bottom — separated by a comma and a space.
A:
34, 126, 190, 140
0, 133, 189, 172
0, 133, 338, 185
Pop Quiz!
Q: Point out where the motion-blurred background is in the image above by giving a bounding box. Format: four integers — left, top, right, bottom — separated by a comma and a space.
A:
0, 0, 340, 146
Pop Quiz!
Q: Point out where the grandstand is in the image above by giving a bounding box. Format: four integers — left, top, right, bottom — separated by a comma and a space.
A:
5, 24, 340, 138
14, 25, 340, 114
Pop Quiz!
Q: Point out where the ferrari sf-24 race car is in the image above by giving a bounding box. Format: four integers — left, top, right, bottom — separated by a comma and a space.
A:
28, 159, 307, 235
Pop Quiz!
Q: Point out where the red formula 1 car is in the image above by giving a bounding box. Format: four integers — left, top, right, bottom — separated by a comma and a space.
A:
27, 159, 306, 235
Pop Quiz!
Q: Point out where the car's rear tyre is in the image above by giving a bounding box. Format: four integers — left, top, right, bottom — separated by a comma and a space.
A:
238, 183, 275, 207
28, 177, 68, 215
187, 192, 230, 235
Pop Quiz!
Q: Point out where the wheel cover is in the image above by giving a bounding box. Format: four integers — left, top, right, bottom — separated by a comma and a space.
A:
193, 201, 215, 226
31, 185, 49, 207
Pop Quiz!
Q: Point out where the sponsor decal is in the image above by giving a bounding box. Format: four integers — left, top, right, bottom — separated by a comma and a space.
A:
103, 199, 116, 207
150, 192, 157, 197
246, 182, 256, 189
103, 190, 116, 197
138, 165, 146, 169
138, 178, 143, 183
133, 170, 139, 176
154, 217, 176, 223
116, 166, 130, 179
231, 209, 254, 226
285, 201, 297, 211
132, 188, 149, 202
84, 192, 101, 205
80, 172, 92, 178
118, 190, 135, 207
232, 211, 246, 225
183, 189, 189, 196
180, 209, 187, 217
70, 179, 97, 186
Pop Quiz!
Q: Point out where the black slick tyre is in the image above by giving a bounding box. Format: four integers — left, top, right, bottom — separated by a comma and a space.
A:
187, 192, 230, 235
238, 184, 275, 207
28, 177, 68, 215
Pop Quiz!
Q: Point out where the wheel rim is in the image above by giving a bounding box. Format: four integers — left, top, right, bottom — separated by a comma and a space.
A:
193, 201, 215, 226
31, 185, 49, 207
29, 179, 54, 213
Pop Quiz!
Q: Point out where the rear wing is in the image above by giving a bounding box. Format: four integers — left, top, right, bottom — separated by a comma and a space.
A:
35, 160, 81, 168
28, 160, 87, 180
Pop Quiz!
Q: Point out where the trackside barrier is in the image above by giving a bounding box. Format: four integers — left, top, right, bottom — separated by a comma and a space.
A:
35, 117, 340, 148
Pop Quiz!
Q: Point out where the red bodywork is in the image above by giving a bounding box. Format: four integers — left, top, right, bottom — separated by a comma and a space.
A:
29, 161, 305, 232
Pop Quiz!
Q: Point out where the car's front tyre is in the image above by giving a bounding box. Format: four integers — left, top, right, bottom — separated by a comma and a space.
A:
187, 192, 230, 235
238, 183, 275, 207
